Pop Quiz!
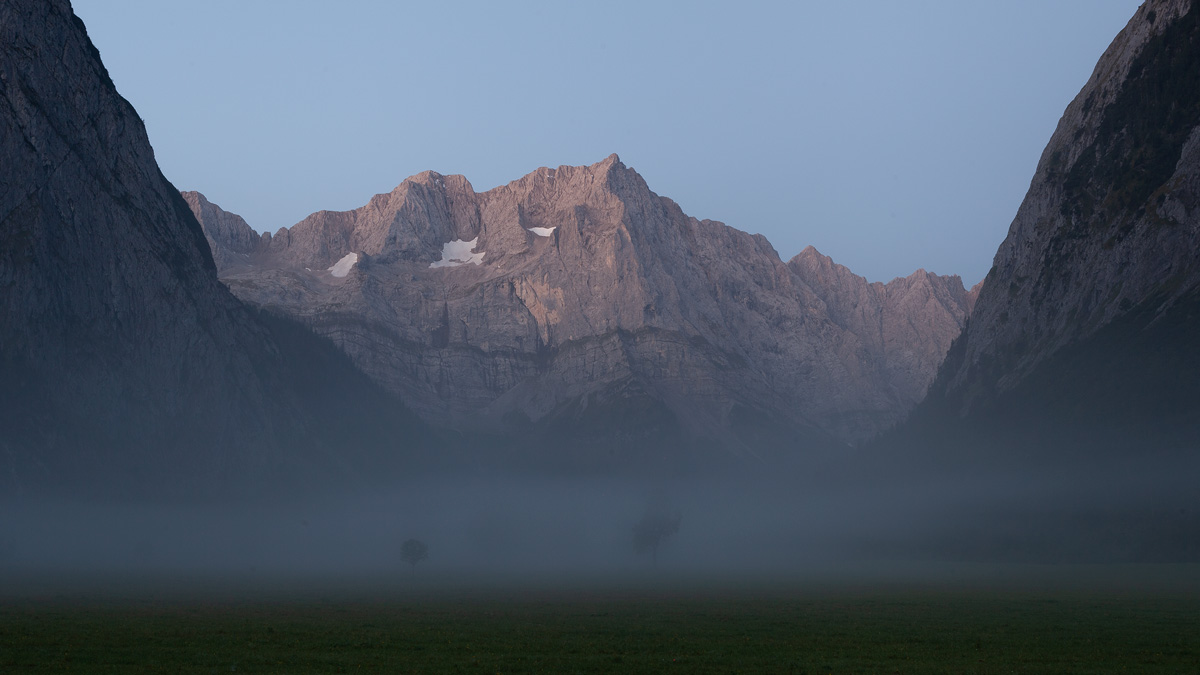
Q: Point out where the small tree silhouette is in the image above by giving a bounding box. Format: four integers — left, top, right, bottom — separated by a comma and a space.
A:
633, 507, 681, 568
401, 538, 428, 577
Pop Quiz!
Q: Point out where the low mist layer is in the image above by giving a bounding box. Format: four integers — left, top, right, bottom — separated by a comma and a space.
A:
4, 452, 1196, 599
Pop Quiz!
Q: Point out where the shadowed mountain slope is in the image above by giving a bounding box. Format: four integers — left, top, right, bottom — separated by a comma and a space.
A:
0, 0, 426, 497
898, 0, 1200, 461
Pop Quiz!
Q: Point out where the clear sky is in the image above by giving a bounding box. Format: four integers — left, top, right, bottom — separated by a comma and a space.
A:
72, 0, 1142, 285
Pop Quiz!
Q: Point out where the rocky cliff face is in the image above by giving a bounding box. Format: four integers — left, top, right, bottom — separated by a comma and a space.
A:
915, 0, 1200, 453
181, 190, 269, 271
191, 158, 973, 451
788, 247, 978, 414
0, 0, 422, 496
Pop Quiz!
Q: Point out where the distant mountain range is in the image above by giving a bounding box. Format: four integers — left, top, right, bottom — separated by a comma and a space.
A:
186, 157, 975, 456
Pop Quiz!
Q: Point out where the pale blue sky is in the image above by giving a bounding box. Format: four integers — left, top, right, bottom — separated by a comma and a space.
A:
72, 0, 1142, 284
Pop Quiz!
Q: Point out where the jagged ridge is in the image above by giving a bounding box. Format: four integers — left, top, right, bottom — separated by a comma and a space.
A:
191, 155, 974, 453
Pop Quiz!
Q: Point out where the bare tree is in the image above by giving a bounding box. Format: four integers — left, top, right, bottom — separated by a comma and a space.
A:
400, 538, 428, 576
633, 506, 681, 567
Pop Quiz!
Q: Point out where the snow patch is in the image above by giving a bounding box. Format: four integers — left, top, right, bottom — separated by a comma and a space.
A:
328, 252, 358, 278
431, 238, 485, 268
527, 227, 556, 237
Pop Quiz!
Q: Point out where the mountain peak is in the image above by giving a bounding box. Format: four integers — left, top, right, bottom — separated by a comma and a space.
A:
794, 245, 829, 263
181, 189, 209, 204
568, 153, 634, 187
402, 170, 474, 193
407, 169, 444, 184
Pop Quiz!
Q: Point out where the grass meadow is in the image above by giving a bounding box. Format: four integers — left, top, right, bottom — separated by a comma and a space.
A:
2, 566, 1197, 673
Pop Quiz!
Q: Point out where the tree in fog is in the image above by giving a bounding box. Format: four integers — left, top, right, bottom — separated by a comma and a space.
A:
633, 506, 681, 567
401, 538, 428, 576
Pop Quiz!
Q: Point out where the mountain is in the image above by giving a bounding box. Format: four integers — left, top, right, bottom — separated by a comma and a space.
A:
188, 159, 974, 457
787, 247, 979, 417
907, 0, 1200, 458
0, 0, 425, 496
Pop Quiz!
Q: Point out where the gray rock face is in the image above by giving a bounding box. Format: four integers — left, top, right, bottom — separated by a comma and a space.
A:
0, 0, 420, 495
927, 0, 1200, 420
181, 191, 269, 271
192, 157, 973, 449
788, 247, 977, 420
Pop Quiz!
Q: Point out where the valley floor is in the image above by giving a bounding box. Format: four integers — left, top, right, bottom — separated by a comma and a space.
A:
2, 569, 1198, 674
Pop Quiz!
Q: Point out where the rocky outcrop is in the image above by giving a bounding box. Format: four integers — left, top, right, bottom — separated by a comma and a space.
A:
788, 247, 977, 414
191, 158, 973, 451
913, 0, 1200, 454
0, 0, 423, 496
181, 190, 268, 271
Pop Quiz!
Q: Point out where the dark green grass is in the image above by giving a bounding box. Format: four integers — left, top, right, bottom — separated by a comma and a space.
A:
2, 585, 1198, 674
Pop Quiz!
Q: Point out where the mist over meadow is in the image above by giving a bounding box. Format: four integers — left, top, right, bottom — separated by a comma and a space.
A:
3, 447, 1195, 597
